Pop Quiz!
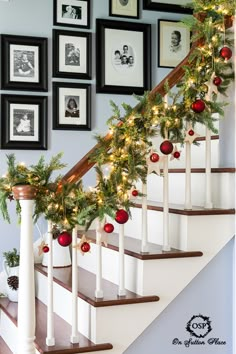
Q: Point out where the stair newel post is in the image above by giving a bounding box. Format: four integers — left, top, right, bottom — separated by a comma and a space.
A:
71, 225, 79, 343
118, 224, 126, 296
141, 182, 148, 252
12, 185, 37, 354
95, 219, 104, 299
185, 121, 192, 209
46, 220, 55, 346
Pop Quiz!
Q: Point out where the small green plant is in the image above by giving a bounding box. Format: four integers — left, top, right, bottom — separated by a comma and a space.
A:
3, 248, 20, 267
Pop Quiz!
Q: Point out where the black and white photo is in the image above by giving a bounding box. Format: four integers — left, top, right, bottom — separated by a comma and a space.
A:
54, 0, 90, 28
143, 0, 192, 14
109, 0, 139, 19
96, 19, 151, 95
1, 34, 48, 91
0, 95, 47, 150
53, 82, 91, 130
53, 29, 91, 79
158, 20, 191, 68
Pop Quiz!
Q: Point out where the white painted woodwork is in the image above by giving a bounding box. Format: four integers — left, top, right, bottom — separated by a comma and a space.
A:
118, 224, 126, 296
162, 156, 171, 251
70, 226, 79, 343
185, 122, 192, 209
95, 220, 104, 298
141, 183, 148, 252
46, 221, 55, 346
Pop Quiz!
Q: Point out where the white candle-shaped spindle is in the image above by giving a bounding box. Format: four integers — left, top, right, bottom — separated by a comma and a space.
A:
141, 182, 148, 252
185, 121, 192, 209
46, 220, 55, 346
70, 225, 79, 343
95, 219, 104, 298
163, 155, 171, 251
118, 224, 126, 296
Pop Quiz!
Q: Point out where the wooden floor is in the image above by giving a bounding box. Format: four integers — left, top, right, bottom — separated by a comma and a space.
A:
0, 336, 12, 354
35, 264, 159, 307
0, 297, 113, 354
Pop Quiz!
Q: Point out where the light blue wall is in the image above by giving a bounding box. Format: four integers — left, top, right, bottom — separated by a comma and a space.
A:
125, 238, 234, 354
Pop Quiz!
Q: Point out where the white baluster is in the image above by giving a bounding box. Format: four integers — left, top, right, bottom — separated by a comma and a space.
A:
141, 183, 148, 252
185, 121, 192, 209
95, 219, 103, 299
46, 221, 55, 346
71, 226, 79, 343
163, 155, 171, 251
12, 186, 36, 354
118, 224, 126, 296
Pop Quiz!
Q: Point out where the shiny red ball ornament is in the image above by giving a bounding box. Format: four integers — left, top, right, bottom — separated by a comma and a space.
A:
219, 46, 232, 60
57, 231, 72, 247
173, 151, 180, 159
160, 140, 174, 155
81, 242, 90, 253
150, 153, 159, 163
213, 77, 222, 86
132, 189, 139, 197
115, 209, 129, 224
188, 129, 194, 136
191, 99, 205, 113
103, 223, 114, 233
43, 245, 50, 253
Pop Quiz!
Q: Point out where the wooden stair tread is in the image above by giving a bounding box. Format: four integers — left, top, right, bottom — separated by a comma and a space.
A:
0, 336, 13, 354
133, 201, 235, 216
78, 231, 203, 260
164, 167, 235, 173
35, 264, 159, 307
0, 297, 113, 354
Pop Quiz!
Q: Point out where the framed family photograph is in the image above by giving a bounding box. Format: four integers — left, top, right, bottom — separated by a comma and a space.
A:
53, 82, 91, 131
109, 0, 139, 19
53, 0, 90, 28
143, 0, 192, 14
158, 20, 191, 68
53, 29, 91, 80
0, 95, 48, 150
96, 19, 151, 95
1, 34, 48, 91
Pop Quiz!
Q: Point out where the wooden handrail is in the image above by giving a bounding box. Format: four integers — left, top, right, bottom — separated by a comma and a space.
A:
62, 14, 233, 184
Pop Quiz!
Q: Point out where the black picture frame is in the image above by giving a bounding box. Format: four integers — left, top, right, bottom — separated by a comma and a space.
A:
53, 29, 91, 80
0, 95, 48, 150
96, 19, 151, 95
109, 0, 139, 19
53, 82, 91, 131
53, 0, 90, 29
158, 20, 191, 68
1, 34, 48, 91
143, 0, 192, 14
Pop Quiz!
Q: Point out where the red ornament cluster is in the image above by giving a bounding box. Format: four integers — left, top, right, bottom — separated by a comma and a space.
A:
81, 242, 90, 253
103, 223, 114, 233
57, 231, 72, 247
160, 140, 173, 155
213, 76, 222, 86
219, 46, 232, 61
191, 99, 205, 113
115, 209, 129, 224
150, 153, 159, 163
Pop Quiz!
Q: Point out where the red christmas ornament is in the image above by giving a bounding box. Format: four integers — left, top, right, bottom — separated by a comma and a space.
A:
43, 245, 50, 253
58, 231, 72, 247
115, 209, 129, 224
213, 76, 222, 86
188, 129, 194, 136
219, 46, 232, 60
103, 223, 114, 233
81, 242, 90, 253
160, 140, 174, 155
191, 99, 205, 113
132, 189, 139, 197
173, 151, 181, 159
150, 153, 159, 163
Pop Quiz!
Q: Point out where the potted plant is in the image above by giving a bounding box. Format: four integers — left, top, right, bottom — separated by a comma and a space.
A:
2, 248, 20, 302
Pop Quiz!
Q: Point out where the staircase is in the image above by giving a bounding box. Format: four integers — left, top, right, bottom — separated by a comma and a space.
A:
0, 12, 235, 354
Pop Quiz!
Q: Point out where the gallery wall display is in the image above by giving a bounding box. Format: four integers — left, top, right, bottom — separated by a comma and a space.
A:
1, 34, 48, 91
143, 0, 193, 14
53, 0, 90, 28
0, 94, 48, 150
96, 19, 151, 95
53, 82, 91, 131
158, 20, 191, 68
109, 0, 139, 19
53, 29, 92, 79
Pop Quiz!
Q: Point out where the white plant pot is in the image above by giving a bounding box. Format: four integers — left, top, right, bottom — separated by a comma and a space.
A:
2, 261, 19, 302
42, 237, 71, 268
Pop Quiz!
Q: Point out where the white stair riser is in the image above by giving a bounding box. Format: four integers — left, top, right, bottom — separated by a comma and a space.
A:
0, 310, 17, 353
135, 172, 234, 209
